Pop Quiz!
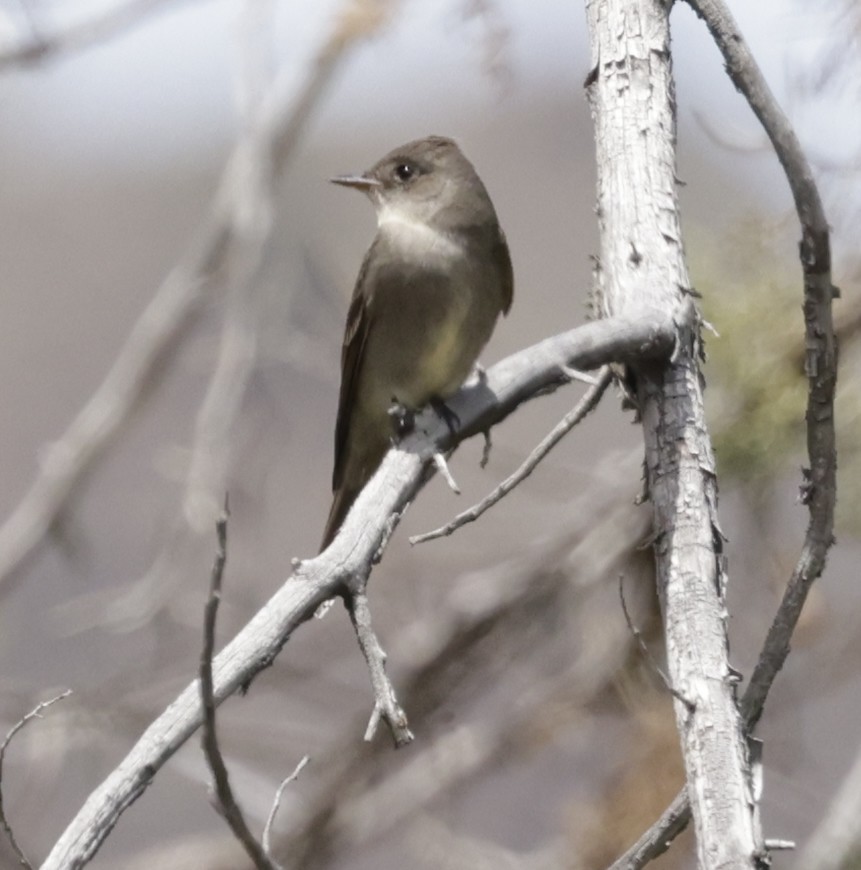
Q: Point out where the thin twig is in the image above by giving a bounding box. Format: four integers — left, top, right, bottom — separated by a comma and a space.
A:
411, 367, 612, 544
763, 839, 794, 851
346, 587, 413, 747
199, 500, 276, 869
0, 690, 71, 868
480, 430, 492, 468
262, 756, 310, 857
560, 364, 601, 385
606, 790, 691, 870
432, 452, 461, 494
617, 574, 692, 711
609, 0, 838, 865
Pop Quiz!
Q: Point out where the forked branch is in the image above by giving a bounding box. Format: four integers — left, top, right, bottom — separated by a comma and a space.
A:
41, 312, 675, 869
608, 0, 837, 866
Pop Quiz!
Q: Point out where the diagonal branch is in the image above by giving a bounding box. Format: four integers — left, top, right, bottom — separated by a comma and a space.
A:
40, 312, 675, 870
345, 588, 413, 746
410, 366, 613, 544
262, 755, 310, 858
284, 451, 648, 867
0, 691, 72, 869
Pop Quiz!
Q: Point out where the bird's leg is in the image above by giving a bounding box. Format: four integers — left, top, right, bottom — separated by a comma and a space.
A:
430, 397, 460, 439
428, 398, 461, 492
387, 398, 415, 440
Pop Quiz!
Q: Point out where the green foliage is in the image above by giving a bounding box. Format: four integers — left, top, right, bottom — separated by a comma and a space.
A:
834, 340, 861, 536
691, 218, 860, 536
694, 220, 807, 480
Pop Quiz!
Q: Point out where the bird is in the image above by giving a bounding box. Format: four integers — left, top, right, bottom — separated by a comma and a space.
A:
320, 135, 513, 551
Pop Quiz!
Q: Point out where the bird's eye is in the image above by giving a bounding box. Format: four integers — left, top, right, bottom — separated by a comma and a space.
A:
394, 163, 415, 182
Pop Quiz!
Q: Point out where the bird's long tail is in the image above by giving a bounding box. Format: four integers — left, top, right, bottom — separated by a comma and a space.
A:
319, 485, 360, 552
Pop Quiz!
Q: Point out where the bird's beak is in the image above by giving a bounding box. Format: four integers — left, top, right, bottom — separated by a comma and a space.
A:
330, 174, 381, 192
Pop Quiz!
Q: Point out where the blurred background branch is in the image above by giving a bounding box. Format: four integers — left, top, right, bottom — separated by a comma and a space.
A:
0, 0, 396, 591
0, 0, 206, 69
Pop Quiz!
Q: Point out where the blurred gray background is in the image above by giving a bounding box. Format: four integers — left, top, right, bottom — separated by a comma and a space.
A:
0, 0, 858, 867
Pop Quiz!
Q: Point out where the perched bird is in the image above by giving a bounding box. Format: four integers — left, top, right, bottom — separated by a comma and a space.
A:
321, 135, 513, 550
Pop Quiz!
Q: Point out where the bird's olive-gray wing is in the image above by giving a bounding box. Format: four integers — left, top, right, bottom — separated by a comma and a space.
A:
331, 245, 377, 492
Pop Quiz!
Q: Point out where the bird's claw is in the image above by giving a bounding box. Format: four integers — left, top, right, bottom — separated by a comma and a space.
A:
388, 400, 415, 439
430, 397, 460, 438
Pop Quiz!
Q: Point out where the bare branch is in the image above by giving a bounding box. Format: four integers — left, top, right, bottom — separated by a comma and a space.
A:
431, 453, 461, 495
345, 589, 413, 746
411, 366, 612, 545
41, 312, 675, 869
262, 756, 310, 859
0, 691, 71, 868
199, 502, 276, 869
479, 430, 493, 468
608, 0, 838, 864
560, 365, 602, 385
0, 0, 396, 591
606, 790, 691, 870
686, 0, 838, 732
284, 466, 651, 866
618, 574, 690, 710
586, 0, 761, 862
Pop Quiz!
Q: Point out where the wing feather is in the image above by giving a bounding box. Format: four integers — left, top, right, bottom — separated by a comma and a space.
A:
331, 244, 376, 491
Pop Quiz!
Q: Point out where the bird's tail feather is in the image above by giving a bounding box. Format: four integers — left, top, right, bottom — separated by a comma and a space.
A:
319, 485, 359, 553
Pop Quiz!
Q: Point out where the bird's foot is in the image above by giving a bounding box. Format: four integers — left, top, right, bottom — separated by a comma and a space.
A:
388, 399, 415, 440
430, 397, 460, 438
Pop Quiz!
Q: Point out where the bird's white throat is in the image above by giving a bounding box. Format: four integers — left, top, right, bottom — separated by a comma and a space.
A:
376, 202, 464, 261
